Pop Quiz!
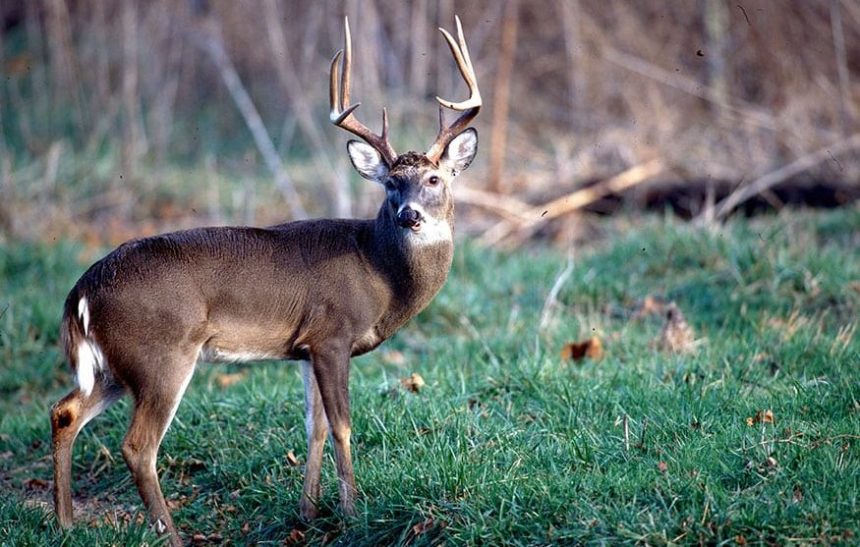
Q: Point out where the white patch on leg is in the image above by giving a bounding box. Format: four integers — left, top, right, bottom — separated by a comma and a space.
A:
398, 203, 452, 245
301, 361, 317, 439
159, 364, 195, 443
197, 346, 280, 364
76, 339, 105, 397
77, 297, 90, 336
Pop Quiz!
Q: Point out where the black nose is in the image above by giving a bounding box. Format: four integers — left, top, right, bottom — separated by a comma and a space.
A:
396, 207, 422, 228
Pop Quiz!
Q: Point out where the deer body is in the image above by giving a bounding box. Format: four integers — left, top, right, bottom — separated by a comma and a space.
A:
66, 213, 452, 370
51, 16, 480, 546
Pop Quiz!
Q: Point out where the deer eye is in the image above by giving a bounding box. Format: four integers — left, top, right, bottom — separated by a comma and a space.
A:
427, 175, 440, 186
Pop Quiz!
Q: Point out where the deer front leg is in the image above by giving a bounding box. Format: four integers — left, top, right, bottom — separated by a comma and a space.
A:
310, 343, 357, 517
299, 360, 329, 520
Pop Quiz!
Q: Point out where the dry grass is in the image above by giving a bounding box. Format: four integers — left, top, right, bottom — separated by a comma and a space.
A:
1, 1, 858, 244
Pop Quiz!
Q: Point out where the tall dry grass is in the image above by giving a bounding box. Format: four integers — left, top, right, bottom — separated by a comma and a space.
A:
1, 0, 858, 242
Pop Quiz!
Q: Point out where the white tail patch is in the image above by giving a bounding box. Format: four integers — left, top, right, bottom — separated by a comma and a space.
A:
78, 297, 90, 335
76, 339, 105, 397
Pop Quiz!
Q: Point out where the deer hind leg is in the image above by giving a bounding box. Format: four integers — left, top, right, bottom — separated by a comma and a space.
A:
311, 344, 357, 517
51, 380, 125, 528
299, 360, 330, 521
121, 359, 195, 547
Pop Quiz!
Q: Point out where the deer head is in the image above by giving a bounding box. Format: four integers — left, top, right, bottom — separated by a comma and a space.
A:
330, 16, 481, 244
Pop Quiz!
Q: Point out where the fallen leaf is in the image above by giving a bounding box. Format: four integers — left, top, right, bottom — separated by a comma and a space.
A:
793, 486, 804, 503
657, 461, 668, 473
23, 478, 49, 490
286, 527, 306, 544
382, 350, 407, 366
400, 373, 426, 393
286, 450, 301, 467
216, 371, 246, 389
735, 535, 747, 546
746, 409, 775, 426
412, 517, 435, 536
657, 303, 698, 353
632, 295, 667, 319
561, 336, 604, 361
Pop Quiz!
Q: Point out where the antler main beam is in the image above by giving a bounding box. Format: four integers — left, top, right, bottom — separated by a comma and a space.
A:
426, 16, 482, 163
330, 17, 397, 166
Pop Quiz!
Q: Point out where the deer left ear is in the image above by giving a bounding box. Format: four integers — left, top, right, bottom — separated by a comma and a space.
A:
347, 140, 390, 183
440, 128, 478, 177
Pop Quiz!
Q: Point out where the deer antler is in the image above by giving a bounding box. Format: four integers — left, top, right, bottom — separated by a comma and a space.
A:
330, 17, 397, 166
426, 16, 482, 163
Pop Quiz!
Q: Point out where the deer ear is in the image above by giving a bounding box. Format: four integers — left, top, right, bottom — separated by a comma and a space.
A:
440, 128, 478, 177
347, 140, 390, 183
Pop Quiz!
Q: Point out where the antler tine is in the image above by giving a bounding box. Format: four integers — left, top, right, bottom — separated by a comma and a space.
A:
426, 15, 482, 163
330, 16, 397, 166
435, 16, 481, 111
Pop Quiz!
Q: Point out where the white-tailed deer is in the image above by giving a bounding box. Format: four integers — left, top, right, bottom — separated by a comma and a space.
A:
50, 16, 480, 546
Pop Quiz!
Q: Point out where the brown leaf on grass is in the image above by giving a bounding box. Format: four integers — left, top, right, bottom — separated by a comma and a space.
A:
793, 485, 804, 503
412, 517, 435, 536
400, 373, 426, 393
23, 478, 49, 490
216, 371, 246, 389
746, 409, 775, 426
631, 295, 667, 319
166, 495, 194, 510
286, 527, 306, 544
191, 532, 223, 545
561, 336, 604, 361
382, 350, 407, 366
657, 303, 698, 353
286, 450, 301, 467
735, 535, 748, 546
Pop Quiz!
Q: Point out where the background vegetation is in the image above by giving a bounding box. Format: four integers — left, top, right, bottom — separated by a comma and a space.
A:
0, 0, 858, 545
1, 0, 859, 243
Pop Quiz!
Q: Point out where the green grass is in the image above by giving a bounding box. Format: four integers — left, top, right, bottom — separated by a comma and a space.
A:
1, 208, 858, 545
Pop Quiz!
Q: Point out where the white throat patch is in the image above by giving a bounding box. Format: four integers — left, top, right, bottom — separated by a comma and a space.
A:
398, 203, 452, 245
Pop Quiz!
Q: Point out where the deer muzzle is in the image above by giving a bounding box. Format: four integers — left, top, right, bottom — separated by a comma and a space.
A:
396, 206, 424, 230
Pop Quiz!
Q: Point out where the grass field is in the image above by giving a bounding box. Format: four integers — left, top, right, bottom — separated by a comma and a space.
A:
1, 208, 858, 545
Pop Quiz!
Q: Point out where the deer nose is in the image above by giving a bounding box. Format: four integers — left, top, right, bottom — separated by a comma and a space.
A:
396, 206, 423, 228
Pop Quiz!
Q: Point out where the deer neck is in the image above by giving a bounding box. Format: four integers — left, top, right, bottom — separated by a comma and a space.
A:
370, 203, 454, 313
